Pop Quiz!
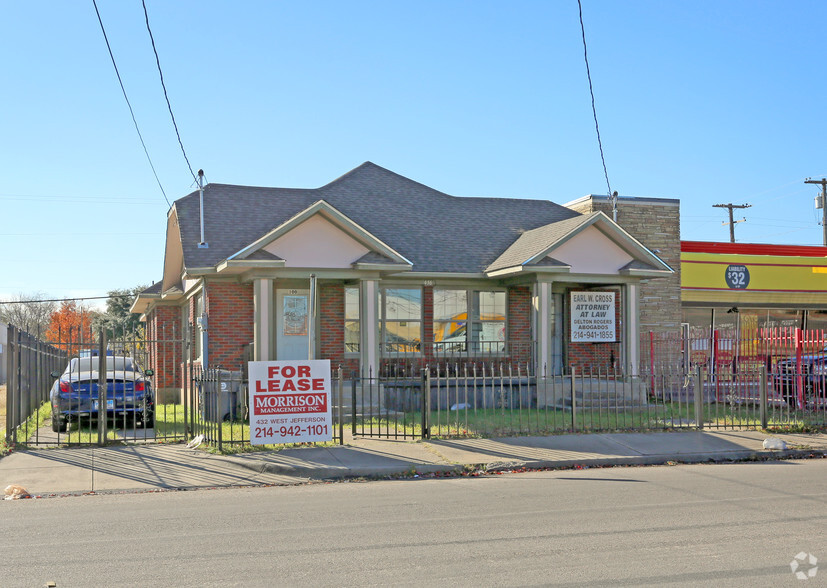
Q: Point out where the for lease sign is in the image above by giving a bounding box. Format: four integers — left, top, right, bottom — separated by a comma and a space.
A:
570, 291, 616, 342
248, 360, 332, 445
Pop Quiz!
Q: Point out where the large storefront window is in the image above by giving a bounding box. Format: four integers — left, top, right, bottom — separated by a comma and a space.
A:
344, 286, 359, 353
683, 307, 806, 334
682, 307, 712, 335
806, 311, 827, 331
380, 288, 422, 353
433, 289, 506, 352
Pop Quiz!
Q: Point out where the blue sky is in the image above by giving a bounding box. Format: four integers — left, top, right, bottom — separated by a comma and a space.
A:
2, 1, 826, 308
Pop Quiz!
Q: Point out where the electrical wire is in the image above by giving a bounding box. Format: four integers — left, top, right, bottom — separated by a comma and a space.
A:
141, 0, 198, 184
0, 295, 118, 305
577, 0, 612, 200
91, 0, 171, 208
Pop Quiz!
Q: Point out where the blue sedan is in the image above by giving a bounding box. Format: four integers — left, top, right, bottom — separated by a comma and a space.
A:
49, 356, 155, 432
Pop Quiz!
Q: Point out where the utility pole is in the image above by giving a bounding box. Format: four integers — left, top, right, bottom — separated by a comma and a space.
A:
805, 177, 827, 246
712, 203, 751, 243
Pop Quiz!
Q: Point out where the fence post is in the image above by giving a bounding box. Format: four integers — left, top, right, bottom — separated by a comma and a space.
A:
695, 364, 704, 430
337, 366, 344, 445
12, 327, 20, 443
649, 331, 656, 396
759, 365, 768, 429
5, 325, 16, 443
217, 369, 223, 452
98, 330, 108, 446
570, 366, 577, 432
421, 368, 431, 439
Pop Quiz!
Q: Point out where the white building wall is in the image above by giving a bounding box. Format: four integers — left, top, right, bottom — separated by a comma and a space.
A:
551, 226, 634, 274
264, 216, 369, 268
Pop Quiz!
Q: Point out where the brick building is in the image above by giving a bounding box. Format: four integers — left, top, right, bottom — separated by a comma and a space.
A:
132, 163, 676, 399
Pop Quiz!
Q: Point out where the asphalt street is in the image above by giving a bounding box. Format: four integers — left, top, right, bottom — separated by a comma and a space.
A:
2, 430, 827, 496
3, 459, 826, 587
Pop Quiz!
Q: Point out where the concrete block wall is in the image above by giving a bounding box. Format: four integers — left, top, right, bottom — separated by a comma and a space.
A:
565, 195, 681, 337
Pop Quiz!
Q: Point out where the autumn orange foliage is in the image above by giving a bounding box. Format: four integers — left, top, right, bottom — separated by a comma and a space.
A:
45, 301, 96, 352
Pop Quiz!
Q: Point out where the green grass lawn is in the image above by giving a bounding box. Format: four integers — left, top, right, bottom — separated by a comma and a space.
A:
4, 399, 823, 454
355, 401, 827, 439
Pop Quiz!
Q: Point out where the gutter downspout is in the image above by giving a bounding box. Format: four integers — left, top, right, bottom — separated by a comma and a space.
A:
198, 312, 208, 370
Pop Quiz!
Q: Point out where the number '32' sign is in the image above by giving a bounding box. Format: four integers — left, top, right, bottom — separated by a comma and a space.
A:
725, 264, 750, 289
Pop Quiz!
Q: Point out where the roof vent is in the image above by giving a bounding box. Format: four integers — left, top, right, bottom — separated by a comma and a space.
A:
197, 169, 208, 249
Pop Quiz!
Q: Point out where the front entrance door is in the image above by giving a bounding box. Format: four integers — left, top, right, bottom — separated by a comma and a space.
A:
276, 289, 310, 360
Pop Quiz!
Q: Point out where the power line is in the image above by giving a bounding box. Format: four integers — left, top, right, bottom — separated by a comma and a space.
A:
141, 0, 198, 184
577, 0, 614, 208
91, 0, 171, 208
0, 295, 120, 305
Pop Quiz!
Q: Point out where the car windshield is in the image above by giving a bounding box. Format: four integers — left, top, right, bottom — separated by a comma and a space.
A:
65, 357, 139, 374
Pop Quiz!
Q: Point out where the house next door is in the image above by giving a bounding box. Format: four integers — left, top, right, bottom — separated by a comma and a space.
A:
276, 289, 310, 360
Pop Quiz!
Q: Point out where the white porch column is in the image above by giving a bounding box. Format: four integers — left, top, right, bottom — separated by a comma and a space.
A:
533, 280, 553, 377
253, 278, 275, 361
360, 279, 379, 378
624, 283, 640, 376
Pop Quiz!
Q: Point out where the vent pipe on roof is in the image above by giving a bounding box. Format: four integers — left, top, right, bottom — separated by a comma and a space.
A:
197, 169, 208, 249
609, 191, 618, 223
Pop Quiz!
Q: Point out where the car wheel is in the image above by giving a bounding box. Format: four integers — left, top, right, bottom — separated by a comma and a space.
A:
52, 417, 67, 433
143, 414, 154, 428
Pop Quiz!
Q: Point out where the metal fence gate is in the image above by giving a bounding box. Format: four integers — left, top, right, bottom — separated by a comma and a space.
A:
2, 322, 352, 451
3, 323, 191, 447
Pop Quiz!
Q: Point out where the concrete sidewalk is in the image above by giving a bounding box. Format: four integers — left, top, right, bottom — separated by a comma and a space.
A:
2, 430, 826, 497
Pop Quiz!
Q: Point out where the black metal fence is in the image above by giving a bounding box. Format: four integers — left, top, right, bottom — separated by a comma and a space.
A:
5, 324, 827, 449
350, 361, 827, 439
4, 324, 67, 442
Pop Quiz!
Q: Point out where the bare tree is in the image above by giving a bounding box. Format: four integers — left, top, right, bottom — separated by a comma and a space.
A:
0, 292, 57, 335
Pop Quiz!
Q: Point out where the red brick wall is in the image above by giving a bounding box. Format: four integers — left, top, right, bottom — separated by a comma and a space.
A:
205, 282, 253, 372
507, 286, 532, 367
146, 304, 183, 388
319, 283, 361, 376
320, 282, 345, 368
566, 289, 622, 372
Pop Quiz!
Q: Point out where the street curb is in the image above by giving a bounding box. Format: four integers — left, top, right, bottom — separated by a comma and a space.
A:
226, 458, 467, 479
221, 448, 827, 480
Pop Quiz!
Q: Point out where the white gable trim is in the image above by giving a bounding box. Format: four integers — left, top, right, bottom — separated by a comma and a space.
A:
526, 212, 672, 273
226, 200, 413, 267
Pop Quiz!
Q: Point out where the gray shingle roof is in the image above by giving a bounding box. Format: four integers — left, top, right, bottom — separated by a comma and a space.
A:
533, 256, 569, 267
620, 259, 660, 272
174, 162, 582, 274
354, 251, 398, 264
486, 214, 595, 272
246, 250, 283, 261
140, 281, 163, 296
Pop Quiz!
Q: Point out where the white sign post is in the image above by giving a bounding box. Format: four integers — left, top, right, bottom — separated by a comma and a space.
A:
570, 291, 617, 342
248, 360, 332, 445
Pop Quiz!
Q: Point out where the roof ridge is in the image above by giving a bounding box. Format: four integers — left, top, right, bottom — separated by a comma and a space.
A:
318, 161, 455, 199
